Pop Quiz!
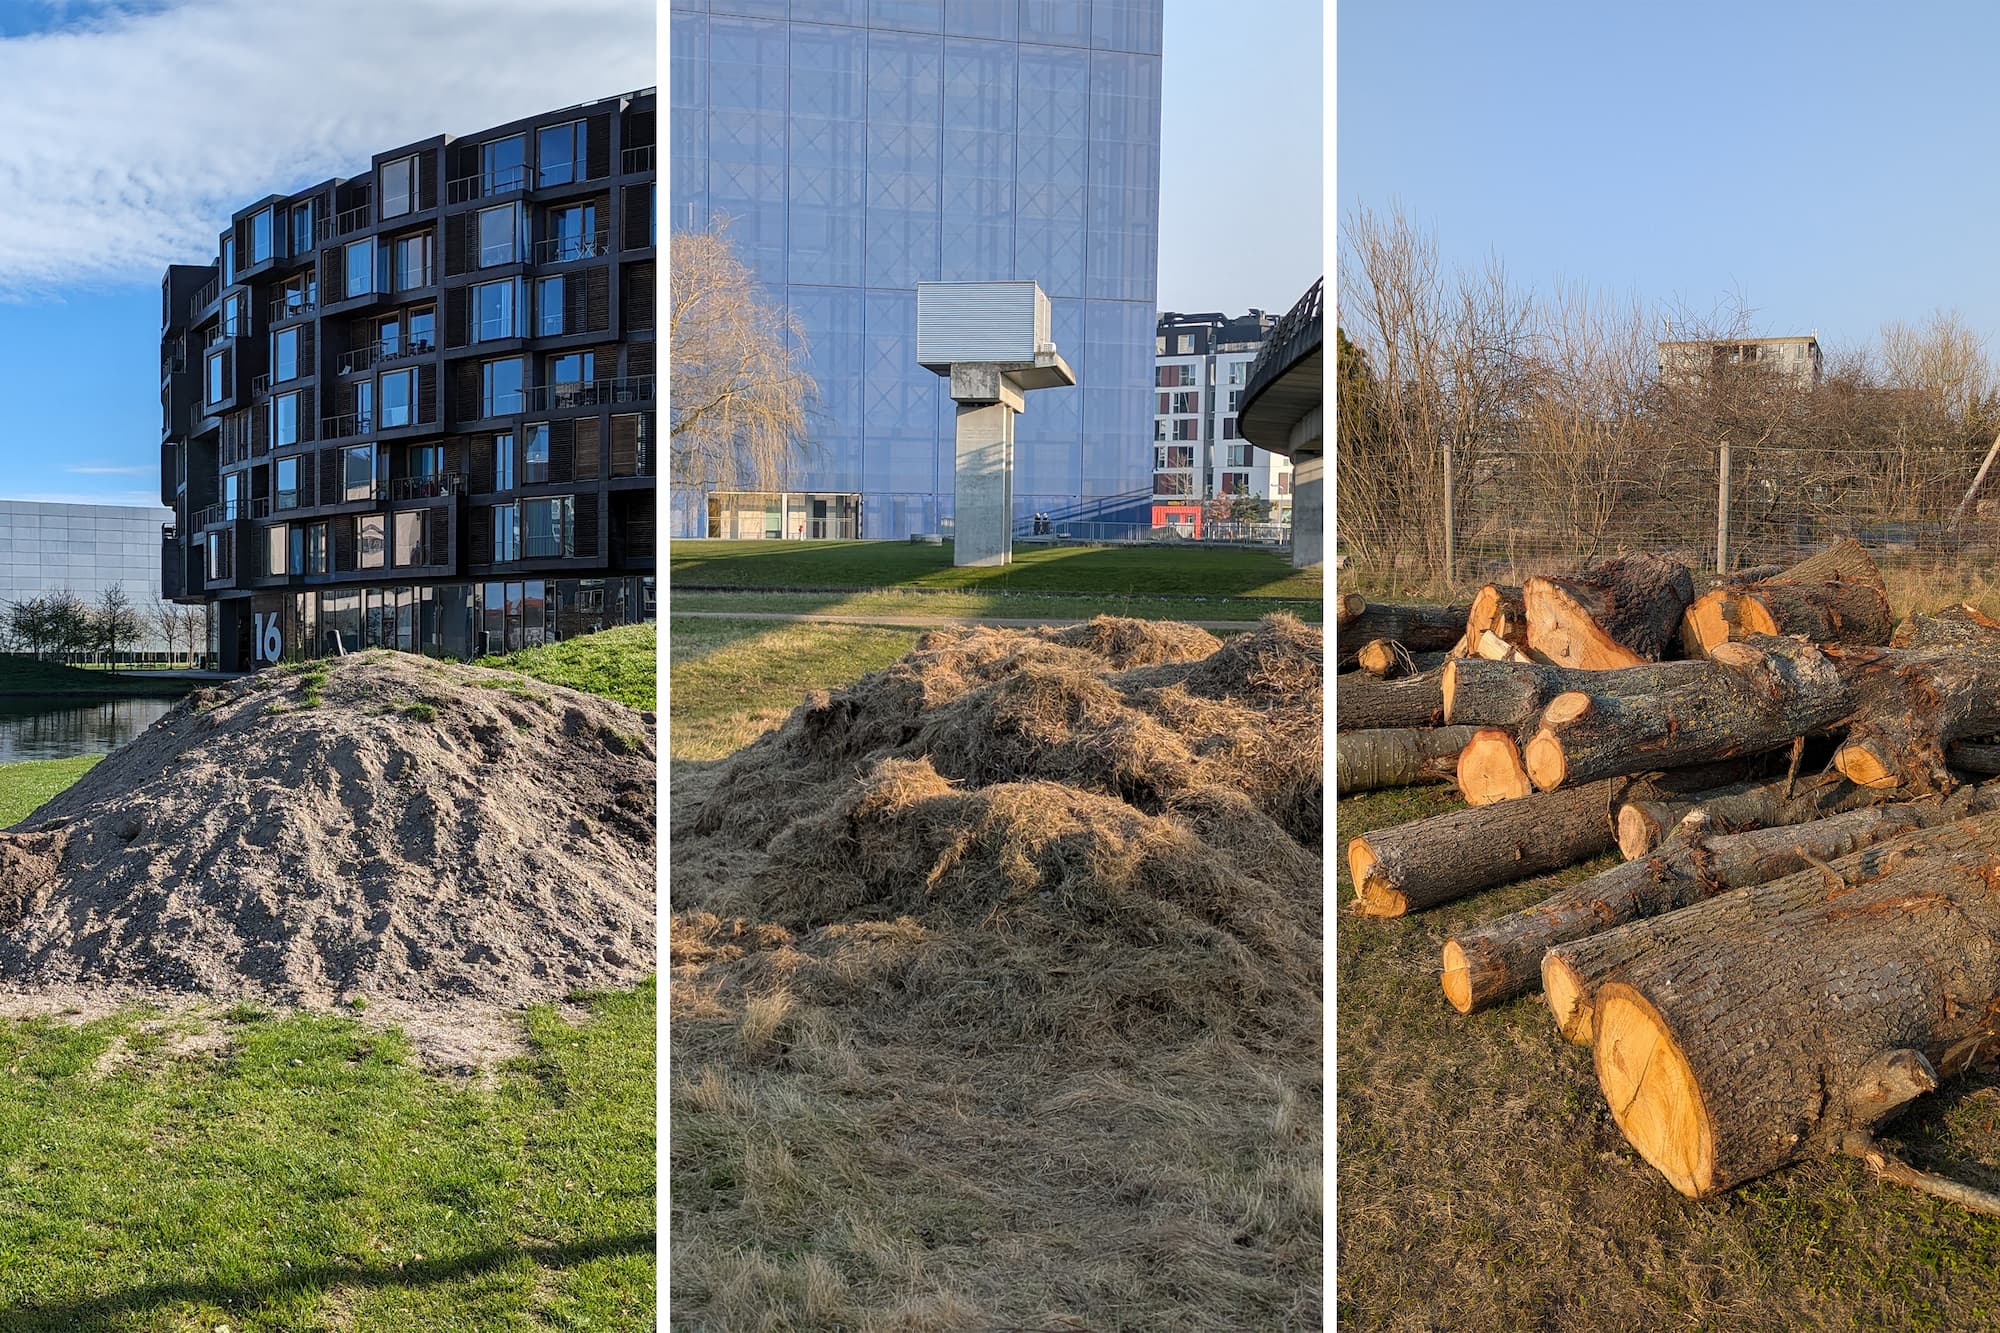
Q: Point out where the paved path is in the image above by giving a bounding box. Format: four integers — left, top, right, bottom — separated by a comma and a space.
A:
668, 609, 1282, 631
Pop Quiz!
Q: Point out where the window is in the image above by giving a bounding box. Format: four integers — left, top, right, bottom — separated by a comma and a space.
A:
394, 231, 433, 290
411, 443, 444, 479
222, 292, 245, 337
290, 201, 314, 256
379, 369, 414, 428
393, 510, 425, 566
1229, 390, 1242, 411
354, 380, 375, 433
380, 156, 414, 219
536, 276, 564, 336
1155, 336, 1166, 355
272, 327, 298, 382
523, 423, 549, 483
1172, 419, 1197, 441
1227, 444, 1254, 467
1177, 334, 1193, 354
1157, 393, 1170, 415
250, 208, 273, 264
1221, 472, 1250, 496
408, 307, 436, 353
266, 525, 289, 576
1171, 391, 1198, 414
304, 523, 328, 574
358, 514, 386, 569
1154, 473, 1193, 496
275, 456, 300, 510
222, 237, 234, 285
1227, 361, 1247, 386
547, 351, 593, 405
1277, 473, 1292, 496
272, 392, 298, 448
482, 357, 523, 417
1222, 417, 1240, 440
471, 279, 519, 342
1153, 447, 1165, 471
548, 203, 597, 261
279, 271, 315, 314
342, 444, 377, 502
206, 349, 228, 405
345, 238, 375, 297
377, 315, 402, 358
206, 532, 225, 581
1153, 419, 1166, 442
1155, 366, 1173, 388
537, 120, 584, 187
482, 135, 525, 194
478, 203, 520, 266
1166, 445, 1194, 469
494, 432, 515, 490
521, 496, 573, 557
493, 503, 519, 562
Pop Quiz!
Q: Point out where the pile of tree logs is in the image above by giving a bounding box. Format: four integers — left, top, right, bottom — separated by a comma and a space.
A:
1338, 540, 2000, 1211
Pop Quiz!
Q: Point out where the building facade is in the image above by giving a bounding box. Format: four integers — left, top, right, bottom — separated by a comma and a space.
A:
1152, 309, 1290, 522
1658, 334, 1823, 390
669, 0, 1164, 540
160, 91, 657, 672
0, 500, 179, 652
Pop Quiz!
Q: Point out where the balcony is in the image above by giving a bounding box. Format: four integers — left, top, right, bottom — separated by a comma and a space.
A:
319, 202, 374, 244
447, 164, 529, 205
337, 335, 437, 376
188, 276, 218, 319
533, 230, 610, 265
525, 375, 654, 413
194, 498, 268, 529
621, 144, 654, 175
321, 405, 437, 440
388, 472, 465, 502
269, 296, 318, 325
251, 373, 270, 396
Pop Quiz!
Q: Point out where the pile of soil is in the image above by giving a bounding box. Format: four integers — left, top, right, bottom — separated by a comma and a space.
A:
673, 615, 1324, 1048
0, 651, 655, 1012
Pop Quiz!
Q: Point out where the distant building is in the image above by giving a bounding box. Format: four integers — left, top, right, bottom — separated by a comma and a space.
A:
1658, 334, 1823, 390
0, 500, 178, 651
1152, 309, 1292, 522
1237, 277, 1323, 568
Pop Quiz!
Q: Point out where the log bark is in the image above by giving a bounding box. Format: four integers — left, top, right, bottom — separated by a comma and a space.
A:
1771, 536, 1886, 590
1442, 656, 1714, 730
1680, 581, 1893, 658
1354, 639, 1449, 679
1346, 763, 1746, 917
1523, 637, 1847, 791
1712, 563, 1786, 586
1453, 584, 1527, 658
1950, 741, 2000, 775
1585, 812, 2000, 1197
1443, 783, 2000, 1015
1829, 643, 2000, 794
1889, 603, 2000, 649
1336, 591, 1367, 628
1524, 554, 1695, 668
1336, 726, 1477, 795
1613, 772, 1892, 860
1336, 669, 1444, 732
1337, 602, 1470, 667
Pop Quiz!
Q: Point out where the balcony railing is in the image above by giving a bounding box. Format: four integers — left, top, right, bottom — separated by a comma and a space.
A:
524, 375, 654, 413
269, 296, 317, 324
447, 165, 529, 205
251, 373, 270, 396
321, 411, 374, 439
337, 335, 436, 376
318, 202, 373, 244
533, 229, 610, 265
194, 499, 264, 528
621, 144, 655, 175
389, 472, 465, 502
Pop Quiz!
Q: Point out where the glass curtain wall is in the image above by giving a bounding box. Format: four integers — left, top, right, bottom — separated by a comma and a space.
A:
669, 0, 1163, 539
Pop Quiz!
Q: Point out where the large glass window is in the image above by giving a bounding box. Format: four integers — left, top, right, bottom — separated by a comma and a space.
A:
342, 444, 377, 502
408, 306, 435, 353
394, 231, 432, 290
477, 203, 520, 266
377, 314, 402, 358
493, 503, 519, 562
548, 203, 597, 261
271, 327, 298, 382
266, 524, 289, 576
547, 351, 593, 406
536, 276, 564, 336
482, 357, 523, 417
206, 349, 228, 405
522, 496, 573, 557
206, 532, 224, 581
290, 200, 314, 256
221, 237, 234, 285
482, 135, 526, 194
471, 279, 519, 342
354, 379, 375, 433
379, 369, 414, 428
358, 514, 386, 569
345, 238, 375, 297
537, 120, 584, 187
250, 208, 273, 264
494, 432, 515, 491
279, 271, 315, 315
222, 292, 245, 336
380, 156, 414, 218
411, 443, 444, 480
393, 510, 425, 566
275, 455, 300, 510
523, 423, 549, 483
272, 392, 298, 448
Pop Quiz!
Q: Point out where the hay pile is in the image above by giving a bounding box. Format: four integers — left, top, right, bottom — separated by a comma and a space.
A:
674, 614, 1324, 1047
0, 651, 655, 1010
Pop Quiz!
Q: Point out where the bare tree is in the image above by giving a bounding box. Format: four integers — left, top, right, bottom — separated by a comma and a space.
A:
1878, 308, 1994, 432
94, 584, 141, 672
669, 219, 818, 530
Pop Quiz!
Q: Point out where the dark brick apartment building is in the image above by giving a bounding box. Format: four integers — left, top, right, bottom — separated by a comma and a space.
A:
160, 89, 656, 671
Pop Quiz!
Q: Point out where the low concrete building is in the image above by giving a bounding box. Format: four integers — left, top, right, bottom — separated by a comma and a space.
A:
0, 499, 179, 651
1658, 334, 1822, 390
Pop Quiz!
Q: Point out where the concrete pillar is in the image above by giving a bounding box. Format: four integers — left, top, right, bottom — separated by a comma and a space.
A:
1290, 454, 1324, 568
948, 363, 1025, 568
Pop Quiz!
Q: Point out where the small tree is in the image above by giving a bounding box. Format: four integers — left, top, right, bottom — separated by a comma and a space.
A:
149, 601, 182, 665
45, 590, 93, 659
94, 585, 141, 672
1229, 495, 1274, 523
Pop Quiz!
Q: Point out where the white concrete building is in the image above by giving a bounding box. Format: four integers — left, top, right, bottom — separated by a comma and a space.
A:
1152, 310, 1293, 521
0, 500, 178, 650
1658, 334, 1823, 390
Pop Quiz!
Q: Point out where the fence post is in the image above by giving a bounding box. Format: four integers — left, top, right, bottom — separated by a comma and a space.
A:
1716, 438, 1732, 575
1442, 436, 1457, 586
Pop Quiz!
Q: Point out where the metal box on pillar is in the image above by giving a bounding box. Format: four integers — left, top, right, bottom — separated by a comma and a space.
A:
917, 281, 1075, 567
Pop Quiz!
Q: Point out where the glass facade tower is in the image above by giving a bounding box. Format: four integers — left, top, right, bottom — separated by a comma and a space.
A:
669, 0, 1164, 538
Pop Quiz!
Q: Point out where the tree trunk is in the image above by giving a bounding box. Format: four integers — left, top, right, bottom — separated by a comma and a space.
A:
1337, 669, 1445, 732
1337, 591, 1367, 628
1442, 656, 1714, 730
1585, 812, 2000, 1197
1443, 784, 2000, 1015
1338, 602, 1470, 667
1524, 554, 1695, 668
1950, 740, 2000, 775
1523, 637, 1847, 791
1680, 581, 1893, 658
1346, 763, 1746, 918
1453, 584, 1527, 658
1889, 603, 2000, 649
1773, 536, 1886, 589
1613, 771, 1892, 860
1336, 726, 1477, 795
1829, 643, 2000, 794
1454, 727, 1534, 806
1354, 640, 1450, 679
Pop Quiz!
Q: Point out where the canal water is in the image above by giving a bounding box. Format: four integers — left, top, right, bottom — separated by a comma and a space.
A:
0, 695, 181, 764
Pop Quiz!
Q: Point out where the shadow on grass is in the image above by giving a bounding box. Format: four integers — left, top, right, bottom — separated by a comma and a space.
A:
0, 1232, 656, 1331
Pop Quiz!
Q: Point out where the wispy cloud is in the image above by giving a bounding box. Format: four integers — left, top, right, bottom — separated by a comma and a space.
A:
65, 464, 155, 476
0, 0, 655, 298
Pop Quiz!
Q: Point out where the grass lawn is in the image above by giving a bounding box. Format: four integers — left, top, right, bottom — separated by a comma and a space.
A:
0, 756, 103, 829
1336, 784, 2000, 1332
474, 622, 657, 712
671, 538, 1322, 600
0, 657, 194, 698
668, 618, 923, 762
669, 585, 1321, 624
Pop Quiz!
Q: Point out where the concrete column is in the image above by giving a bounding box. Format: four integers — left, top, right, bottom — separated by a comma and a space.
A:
1290, 454, 1324, 568
953, 399, 1015, 567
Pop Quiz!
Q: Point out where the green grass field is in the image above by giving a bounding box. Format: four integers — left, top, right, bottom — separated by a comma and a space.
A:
475, 622, 657, 712
0, 623, 659, 1330
0, 657, 195, 698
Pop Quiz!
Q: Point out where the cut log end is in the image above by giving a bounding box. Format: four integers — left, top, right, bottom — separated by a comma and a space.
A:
1592, 982, 1716, 1199
1347, 839, 1408, 916
1541, 952, 1593, 1045
1834, 738, 1903, 790
1457, 728, 1534, 805
1440, 940, 1474, 1014
1616, 803, 1661, 860
1680, 592, 1730, 659
1544, 691, 1592, 725
1524, 731, 1569, 791
1441, 658, 1460, 722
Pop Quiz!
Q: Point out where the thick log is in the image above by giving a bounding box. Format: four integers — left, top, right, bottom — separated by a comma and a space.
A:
1346, 763, 1746, 918
1711, 563, 1786, 586
1336, 726, 1476, 795
1829, 643, 2000, 794
1354, 639, 1449, 679
1442, 656, 1714, 730
1336, 591, 1367, 628
1452, 584, 1527, 658
1336, 669, 1444, 732
1524, 554, 1695, 668
1889, 603, 2000, 649
1773, 536, 1886, 590
1443, 784, 2000, 1015
1950, 741, 2000, 775
1471, 629, 1533, 663
1679, 581, 1893, 658
1523, 637, 1846, 791
1454, 727, 1534, 806
1613, 772, 1892, 859
1337, 602, 1470, 667
1585, 811, 2000, 1197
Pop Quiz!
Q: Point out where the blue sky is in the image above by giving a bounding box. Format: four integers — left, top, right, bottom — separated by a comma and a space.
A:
1338, 1, 2000, 356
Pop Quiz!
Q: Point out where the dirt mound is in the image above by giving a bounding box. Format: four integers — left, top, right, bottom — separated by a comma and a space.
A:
0, 651, 655, 1010
673, 615, 1324, 1046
